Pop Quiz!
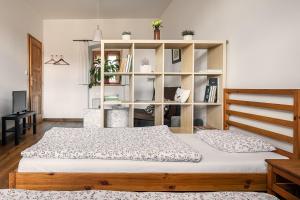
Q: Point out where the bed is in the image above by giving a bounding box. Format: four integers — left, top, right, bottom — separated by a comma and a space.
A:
0, 189, 279, 200
9, 89, 300, 192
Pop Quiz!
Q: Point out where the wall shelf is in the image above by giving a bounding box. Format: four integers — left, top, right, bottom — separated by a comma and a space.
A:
99, 40, 227, 133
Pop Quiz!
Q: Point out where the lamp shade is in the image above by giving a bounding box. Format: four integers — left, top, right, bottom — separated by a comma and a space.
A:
93, 25, 102, 42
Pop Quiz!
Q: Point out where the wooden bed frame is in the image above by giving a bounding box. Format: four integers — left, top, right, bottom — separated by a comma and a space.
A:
9, 89, 300, 191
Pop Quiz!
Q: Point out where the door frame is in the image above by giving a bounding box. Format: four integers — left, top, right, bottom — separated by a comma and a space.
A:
28, 34, 43, 122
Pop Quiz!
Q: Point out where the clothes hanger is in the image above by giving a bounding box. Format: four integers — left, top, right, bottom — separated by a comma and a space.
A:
53, 55, 70, 65
44, 55, 57, 64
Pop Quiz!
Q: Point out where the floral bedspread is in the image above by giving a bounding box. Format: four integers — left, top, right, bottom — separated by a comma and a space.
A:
21, 125, 201, 162
0, 190, 279, 200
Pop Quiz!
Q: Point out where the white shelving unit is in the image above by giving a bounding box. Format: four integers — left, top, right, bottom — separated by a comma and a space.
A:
100, 40, 227, 133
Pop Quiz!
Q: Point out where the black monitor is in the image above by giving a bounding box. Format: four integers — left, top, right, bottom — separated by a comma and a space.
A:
12, 91, 27, 114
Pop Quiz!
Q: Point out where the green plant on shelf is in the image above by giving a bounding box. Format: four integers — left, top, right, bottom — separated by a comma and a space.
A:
89, 58, 119, 88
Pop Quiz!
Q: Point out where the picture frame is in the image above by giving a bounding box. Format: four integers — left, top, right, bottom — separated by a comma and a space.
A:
172, 49, 181, 64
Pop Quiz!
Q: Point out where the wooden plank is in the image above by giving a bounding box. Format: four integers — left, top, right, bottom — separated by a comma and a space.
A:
43, 118, 83, 122
273, 148, 294, 159
226, 99, 294, 111
226, 120, 293, 144
293, 90, 300, 159
226, 110, 294, 128
13, 172, 266, 191
272, 184, 299, 200
225, 89, 296, 95
223, 90, 229, 130
8, 172, 16, 189
207, 44, 223, 69
267, 165, 275, 195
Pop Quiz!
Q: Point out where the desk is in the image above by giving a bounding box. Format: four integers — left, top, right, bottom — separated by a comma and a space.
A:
2, 111, 36, 145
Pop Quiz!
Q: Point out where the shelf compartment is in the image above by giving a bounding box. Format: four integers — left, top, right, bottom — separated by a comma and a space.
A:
164, 105, 193, 133
194, 104, 223, 130
164, 43, 194, 73
134, 75, 163, 105
164, 74, 193, 104
134, 104, 163, 127
103, 75, 133, 104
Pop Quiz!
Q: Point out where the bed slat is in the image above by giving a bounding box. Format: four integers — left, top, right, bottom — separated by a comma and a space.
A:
226, 99, 294, 111
226, 120, 293, 144
226, 110, 294, 128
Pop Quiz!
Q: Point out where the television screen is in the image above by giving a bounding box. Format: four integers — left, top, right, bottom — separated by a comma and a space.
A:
12, 91, 27, 114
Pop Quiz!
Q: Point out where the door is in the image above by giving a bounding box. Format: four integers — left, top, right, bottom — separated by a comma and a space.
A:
28, 34, 43, 123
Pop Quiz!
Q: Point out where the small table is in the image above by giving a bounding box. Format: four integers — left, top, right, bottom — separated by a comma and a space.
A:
2, 111, 36, 145
266, 159, 300, 200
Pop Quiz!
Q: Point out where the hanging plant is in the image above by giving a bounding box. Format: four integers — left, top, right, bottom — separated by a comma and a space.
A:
89, 58, 119, 88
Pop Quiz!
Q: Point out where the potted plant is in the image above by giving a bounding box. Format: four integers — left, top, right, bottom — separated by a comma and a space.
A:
140, 58, 152, 73
89, 58, 119, 88
152, 19, 162, 40
182, 30, 195, 40
121, 31, 131, 40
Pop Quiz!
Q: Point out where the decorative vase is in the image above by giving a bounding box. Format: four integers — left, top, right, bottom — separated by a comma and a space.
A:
154, 28, 160, 40
122, 34, 131, 40
183, 35, 193, 40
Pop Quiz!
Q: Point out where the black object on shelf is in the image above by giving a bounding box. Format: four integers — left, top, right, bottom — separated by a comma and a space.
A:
1, 111, 36, 145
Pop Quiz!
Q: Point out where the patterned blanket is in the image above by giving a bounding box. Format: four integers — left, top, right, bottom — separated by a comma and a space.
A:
0, 190, 279, 200
21, 126, 201, 162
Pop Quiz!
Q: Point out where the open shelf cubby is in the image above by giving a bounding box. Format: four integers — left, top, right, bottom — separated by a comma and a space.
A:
100, 40, 226, 133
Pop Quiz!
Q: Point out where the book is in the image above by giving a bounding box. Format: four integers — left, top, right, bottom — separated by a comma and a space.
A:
104, 95, 119, 101
125, 54, 132, 72
204, 85, 210, 102
119, 58, 126, 72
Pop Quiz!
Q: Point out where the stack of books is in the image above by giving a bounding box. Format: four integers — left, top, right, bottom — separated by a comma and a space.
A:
203, 78, 218, 103
119, 54, 132, 72
104, 95, 121, 104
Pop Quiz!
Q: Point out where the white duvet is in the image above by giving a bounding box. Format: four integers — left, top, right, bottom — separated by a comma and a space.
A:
21, 126, 201, 162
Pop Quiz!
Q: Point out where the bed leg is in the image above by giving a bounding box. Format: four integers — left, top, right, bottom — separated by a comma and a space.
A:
9, 171, 16, 189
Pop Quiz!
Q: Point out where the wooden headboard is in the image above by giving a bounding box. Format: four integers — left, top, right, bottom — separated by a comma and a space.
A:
224, 89, 300, 159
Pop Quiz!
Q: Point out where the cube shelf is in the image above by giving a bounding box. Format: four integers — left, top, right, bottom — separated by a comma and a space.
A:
99, 40, 227, 133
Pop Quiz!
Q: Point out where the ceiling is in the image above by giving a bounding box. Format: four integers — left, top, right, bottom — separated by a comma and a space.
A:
27, 0, 172, 19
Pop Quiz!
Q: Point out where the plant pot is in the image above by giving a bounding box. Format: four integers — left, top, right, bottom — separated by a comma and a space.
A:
183, 35, 193, 40
122, 34, 131, 40
154, 28, 160, 40
140, 65, 152, 73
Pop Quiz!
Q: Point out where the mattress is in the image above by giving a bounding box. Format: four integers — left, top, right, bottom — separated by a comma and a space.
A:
18, 134, 287, 173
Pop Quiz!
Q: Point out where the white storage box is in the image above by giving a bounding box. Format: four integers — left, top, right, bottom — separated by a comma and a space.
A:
106, 108, 129, 128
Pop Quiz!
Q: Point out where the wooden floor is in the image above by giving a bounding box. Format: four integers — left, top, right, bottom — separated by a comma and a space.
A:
0, 121, 82, 189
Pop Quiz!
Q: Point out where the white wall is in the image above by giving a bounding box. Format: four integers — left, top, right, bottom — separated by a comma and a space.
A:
0, 0, 43, 129
43, 19, 155, 118
160, 0, 300, 150
161, 0, 300, 88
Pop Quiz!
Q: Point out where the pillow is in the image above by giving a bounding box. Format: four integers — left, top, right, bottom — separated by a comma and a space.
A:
196, 130, 276, 153
174, 88, 190, 103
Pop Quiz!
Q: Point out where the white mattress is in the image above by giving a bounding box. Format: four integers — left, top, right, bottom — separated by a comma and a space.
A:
18, 134, 287, 173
